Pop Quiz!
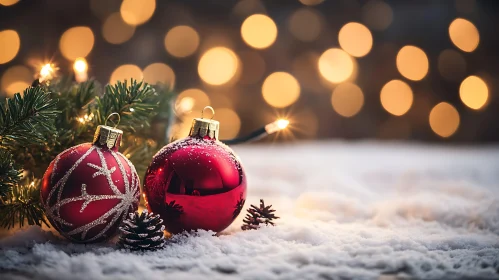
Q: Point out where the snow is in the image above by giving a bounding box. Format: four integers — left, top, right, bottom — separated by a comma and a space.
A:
1, 141, 499, 279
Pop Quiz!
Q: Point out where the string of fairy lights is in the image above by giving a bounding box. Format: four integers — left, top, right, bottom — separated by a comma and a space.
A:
0, 0, 492, 140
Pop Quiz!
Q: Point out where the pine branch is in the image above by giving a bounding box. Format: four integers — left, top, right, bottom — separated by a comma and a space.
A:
0, 150, 21, 197
0, 86, 59, 147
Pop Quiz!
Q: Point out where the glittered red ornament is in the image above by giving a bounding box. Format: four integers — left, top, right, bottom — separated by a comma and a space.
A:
143, 110, 247, 234
41, 125, 140, 243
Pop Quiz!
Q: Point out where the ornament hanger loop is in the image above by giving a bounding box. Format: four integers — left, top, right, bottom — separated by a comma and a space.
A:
105, 112, 121, 128
201, 106, 215, 120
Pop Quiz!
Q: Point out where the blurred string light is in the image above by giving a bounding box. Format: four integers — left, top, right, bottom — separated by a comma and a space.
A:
143, 63, 175, 88
449, 18, 479, 52
338, 22, 373, 57
380, 80, 413, 116
73, 58, 88, 83
288, 8, 322, 42
241, 14, 277, 49
102, 12, 135, 44
396, 46, 429, 81
429, 102, 460, 138
0, 65, 32, 96
438, 49, 466, 81
77, 113, 94, 124
39, 63, 57, 82
318, 48, 354, 83
198, 47, 239, 85
176, 88, 210, 113
262, 72, 300, 108
299, 0, 324, 6
59, 27, 95, 60
110, 64, 143, 84
331, 83, 364, 118
459, 75, 488, 110
120, 0, 156, 26
239, 51, 266, 85
0, 30, 20, 64
164, 26, 200, 58
221, 118, 289, 145
0, 0, 18, 6
215, 108, 241, 139
361, 0, 393, 31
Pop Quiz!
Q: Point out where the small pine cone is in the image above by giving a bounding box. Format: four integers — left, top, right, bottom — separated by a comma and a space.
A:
118, 209, 166, 251
241, 199, 279, 231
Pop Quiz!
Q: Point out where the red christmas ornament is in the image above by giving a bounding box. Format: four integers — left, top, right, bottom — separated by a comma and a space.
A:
143, 107, 247, 234
41, 124, 140, 243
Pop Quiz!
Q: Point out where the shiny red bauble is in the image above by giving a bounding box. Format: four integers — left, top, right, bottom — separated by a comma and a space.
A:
41, 134, 140, 243
143, 136, 247, 234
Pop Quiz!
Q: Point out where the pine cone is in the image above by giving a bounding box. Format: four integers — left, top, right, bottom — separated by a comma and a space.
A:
118, 209, 166, 251
241, 199, 279, 231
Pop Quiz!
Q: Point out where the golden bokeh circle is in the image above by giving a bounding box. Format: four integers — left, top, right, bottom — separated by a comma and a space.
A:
288, 8, 322, 42
241, 14, 278, 49
215, 108, 241, 139
262, 72, 301, 108
164, 26, 200, 58
0, 30, 20, 64
120, 0, 156, 26
143, 63, 175, 88
102, 12, 135, 44
459, 75, 488, 110
380, 80, 413, 116
0, 0, 19, 6
176, 88, 210, 113
198, 47, 239, 86
396, 45, 429, 81
429, 102, 460, 138
59, 26, 95, 60
318, 48, 354, 84
1, 65, 32, 97
109, 64, 143, 84
338, 22, 373, 57
449, 18, 479, 52
331, 83, 364, 117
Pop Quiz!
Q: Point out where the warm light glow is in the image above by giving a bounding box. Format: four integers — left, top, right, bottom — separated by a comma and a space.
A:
0, 30, 20, 64
396, 46, 429, 81
216, 108, 241, 139
164, 26, 200, 58
361, 0, 393, 31
110, 64, 143, 84
40, 63, 56, 82
241, 14, 277, 49
299, 0, 324, 5
239, 51, 266, 85
1, 65, 32, 96
380, 80, 413, 116
318, 48, 354, 83
120, 0, 156, 26
143, 63, 175, 88
331, 82, 364, 117
265, 119, 290, 134
177, 97, 195, 114
102, 12, 135, 44
176, 88, 210, 113
77, 113, 94, 124
449, 18, 479, 52
73, 58, 88, 73
438, 49, 466, 81
429, 102, 460, 138
59, 26, 95, 60
277, 119, 290, 130
459, 75, 488, 110
0, 0, 19, 6
288, 8, 322, 42
262, 72, 301, 108
338, 22, 373, 57
198, 47, 239, 85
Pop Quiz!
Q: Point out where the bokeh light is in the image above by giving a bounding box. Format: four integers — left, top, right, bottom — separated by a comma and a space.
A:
449, 18, 479, 52
429, 102, 460, 138
164, 26, 200, 58
241, 14, 277, 49
59, 26, 95, 60
1, 65, 32, 97
0, 0, 19, 6
459, 75, 488, 110
262, 72, 300, 108
73, 58, 88, 73
176, 88, 210, 113
361, 0, 393, 31
110, 64, 143, 84
120, 0, 156, 26
102, 12, 135, 44
437, 49, 466, 81
331, 83, 364, 118
215, 108, 241, 139
288, 8, 322, 42
239, 51, 266, 85
396, 46, 429, 81
380, 80, 413, 116
338, 22, 373, 57
143, 63, 175, 88
0, 30, 20, 64
198, 47, 239, 86
318, 48, 354, 83
299, 0, 324, 5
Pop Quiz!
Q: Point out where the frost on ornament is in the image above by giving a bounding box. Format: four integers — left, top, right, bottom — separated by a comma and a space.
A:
41, 143, 140, 243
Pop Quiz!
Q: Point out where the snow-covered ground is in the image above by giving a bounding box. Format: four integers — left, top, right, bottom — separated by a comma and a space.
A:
1, 141, 499, 280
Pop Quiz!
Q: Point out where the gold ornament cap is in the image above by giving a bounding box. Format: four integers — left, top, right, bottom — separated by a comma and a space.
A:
189, 106, 219, 139
93, 113, 123, 149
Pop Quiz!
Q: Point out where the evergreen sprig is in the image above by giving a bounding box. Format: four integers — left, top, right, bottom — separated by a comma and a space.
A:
0, 150, 20, 197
